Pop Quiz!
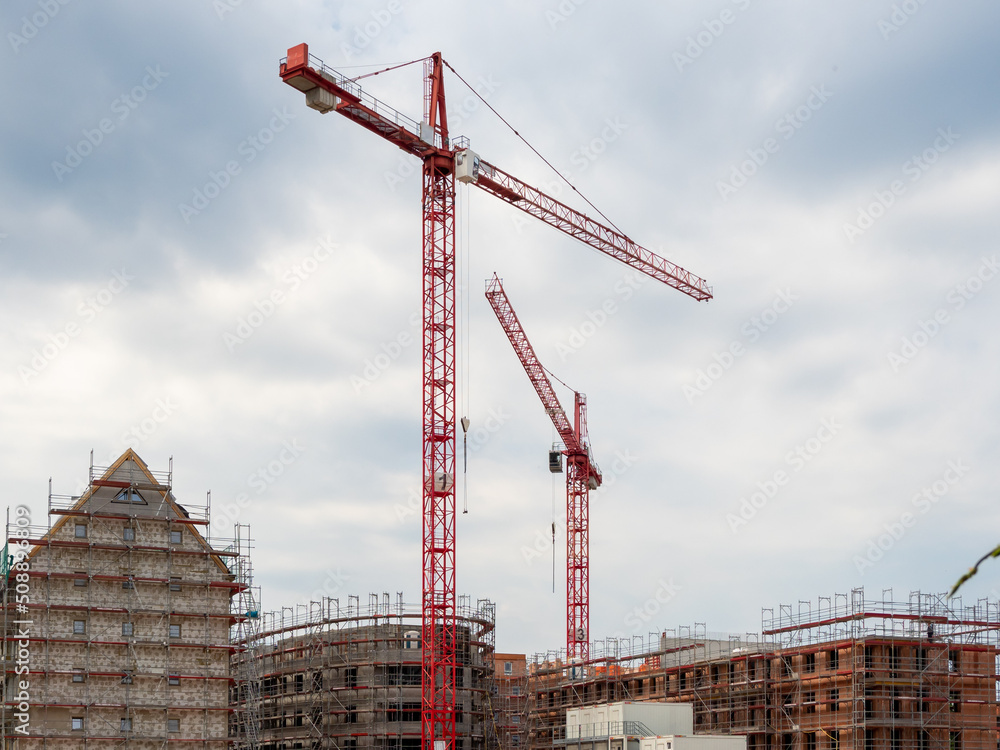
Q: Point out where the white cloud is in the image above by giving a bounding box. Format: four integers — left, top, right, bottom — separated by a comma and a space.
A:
2, 0, 1000, 655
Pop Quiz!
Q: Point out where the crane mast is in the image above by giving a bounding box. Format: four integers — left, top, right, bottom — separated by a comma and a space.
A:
485, 274, 601, 663
420, 54, 459, 750
279, 44, 711, 747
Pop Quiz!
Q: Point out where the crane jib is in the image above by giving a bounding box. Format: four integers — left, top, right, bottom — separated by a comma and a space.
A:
281, 47, 712, 304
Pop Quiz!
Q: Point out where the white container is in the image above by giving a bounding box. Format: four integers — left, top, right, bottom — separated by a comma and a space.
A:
594, 705, 609, 734
611, 702, 694, 736
567, 710, 581, 739
641, 736, 746, 750
567, 702, 694, 739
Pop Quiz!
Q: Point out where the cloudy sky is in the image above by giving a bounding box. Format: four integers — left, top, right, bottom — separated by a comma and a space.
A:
2, 1, 999, 657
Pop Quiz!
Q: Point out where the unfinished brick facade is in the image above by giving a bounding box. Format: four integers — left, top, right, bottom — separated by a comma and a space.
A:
0, 450, 246, 748
492, 653, 528, 750
525, 592, 999, 750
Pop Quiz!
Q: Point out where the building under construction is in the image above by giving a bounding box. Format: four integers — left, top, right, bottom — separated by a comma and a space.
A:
0, 450, 254, 748
492, 653, 529, 749
524, 589, 999, 750
4, 451, 998, 750
236, 593, 498, 750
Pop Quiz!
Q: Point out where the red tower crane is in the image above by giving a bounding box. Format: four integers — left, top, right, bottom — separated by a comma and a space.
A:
278, 44, 712, 750
485, 273, 602, 666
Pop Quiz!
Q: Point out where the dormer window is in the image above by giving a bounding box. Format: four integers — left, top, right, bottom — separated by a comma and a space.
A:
113, 489, 146, 505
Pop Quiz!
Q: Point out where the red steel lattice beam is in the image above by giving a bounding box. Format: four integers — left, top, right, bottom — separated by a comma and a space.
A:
420, 54, 458, 750
474, 161, 712, 301
485, 275, 599, 663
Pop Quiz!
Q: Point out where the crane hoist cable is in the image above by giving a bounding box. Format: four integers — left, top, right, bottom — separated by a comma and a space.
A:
552, 427, 557, 595
459, 180, 472, 515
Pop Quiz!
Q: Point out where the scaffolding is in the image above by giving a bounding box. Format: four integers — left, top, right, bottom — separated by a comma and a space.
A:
523, 589, 1000, 750
490, 653, 529, 750
526, 627, 766, 750
761, 588, 1000, 750
0, 450, 246, 748
235, 592, 498, 750
229, 522, 262, 749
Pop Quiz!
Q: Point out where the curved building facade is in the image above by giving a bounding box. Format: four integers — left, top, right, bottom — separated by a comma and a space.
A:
241, 594, 497, 750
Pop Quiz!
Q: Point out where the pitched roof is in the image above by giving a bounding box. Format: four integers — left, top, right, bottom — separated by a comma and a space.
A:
33, 448, 232, 576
